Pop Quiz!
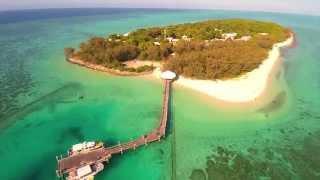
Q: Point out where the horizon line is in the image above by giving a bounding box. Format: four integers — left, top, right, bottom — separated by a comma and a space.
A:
0, 6, 319, 17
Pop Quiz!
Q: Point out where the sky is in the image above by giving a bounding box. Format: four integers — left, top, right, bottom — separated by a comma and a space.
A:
0, 0, 319, 15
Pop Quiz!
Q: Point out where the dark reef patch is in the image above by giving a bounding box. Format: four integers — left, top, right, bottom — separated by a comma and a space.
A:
0, 63, 34, 121
0, 36, 38, 121
190, 146, 291, 180
190, 130, 320, 180
284, 130, 320, 179
0, 82, 84, 129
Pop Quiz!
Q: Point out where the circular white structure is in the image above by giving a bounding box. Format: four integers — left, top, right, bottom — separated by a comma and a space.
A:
160, 71, 176, 80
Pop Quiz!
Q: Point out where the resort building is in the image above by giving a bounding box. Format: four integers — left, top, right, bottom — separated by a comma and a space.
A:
222, 33, 238, 40
166, 37, 180, 44
160, 71, 177, 80
182, 35, 191, 41
238, 36, 252, 41
172, 39, 179, 44
154, 42, 161, 46
166, 37, 173, 42
123, 32, 130, 37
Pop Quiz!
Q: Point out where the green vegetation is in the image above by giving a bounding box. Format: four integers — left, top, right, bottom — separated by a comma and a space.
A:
65, 19, 290, 78
164, 38, 269, 79
64, 47, 75, 59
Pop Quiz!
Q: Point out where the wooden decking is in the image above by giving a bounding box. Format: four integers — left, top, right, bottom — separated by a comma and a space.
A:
57, 79, 172, 177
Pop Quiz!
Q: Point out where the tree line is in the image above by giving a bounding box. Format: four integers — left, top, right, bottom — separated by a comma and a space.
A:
64, 19, 290, 78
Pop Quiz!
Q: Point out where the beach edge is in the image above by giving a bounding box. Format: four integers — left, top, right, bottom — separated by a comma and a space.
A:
155, 33, 295, 103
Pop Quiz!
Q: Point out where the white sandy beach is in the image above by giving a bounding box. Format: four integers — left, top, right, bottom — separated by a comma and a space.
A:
154, 35, 294, 103
69, 34, 294, 103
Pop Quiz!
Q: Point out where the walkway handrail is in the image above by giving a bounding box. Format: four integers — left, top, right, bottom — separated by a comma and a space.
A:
57, 79, 172, 176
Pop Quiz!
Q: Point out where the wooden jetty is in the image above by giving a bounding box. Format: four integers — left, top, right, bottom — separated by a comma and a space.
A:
56, 71, 175, 179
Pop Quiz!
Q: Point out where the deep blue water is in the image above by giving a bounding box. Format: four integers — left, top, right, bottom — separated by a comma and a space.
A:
0, 8, 184, 24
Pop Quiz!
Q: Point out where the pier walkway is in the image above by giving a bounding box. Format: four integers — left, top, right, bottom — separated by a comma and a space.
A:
57, 79, 172, 177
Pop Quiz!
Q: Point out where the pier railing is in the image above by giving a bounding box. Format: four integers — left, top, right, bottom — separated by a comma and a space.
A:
57, 79, 172, 177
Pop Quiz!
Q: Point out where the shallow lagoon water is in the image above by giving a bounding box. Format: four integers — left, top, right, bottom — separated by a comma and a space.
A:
0, 9, 319, 180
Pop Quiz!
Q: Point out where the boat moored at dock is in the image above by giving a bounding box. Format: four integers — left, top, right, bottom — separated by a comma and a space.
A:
67, 162, 104, 180
56, 73, 175, 179
68, 141, 103, 155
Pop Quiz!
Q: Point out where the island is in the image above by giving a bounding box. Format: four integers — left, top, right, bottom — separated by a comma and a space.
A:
57, 18, 295, 179
65, 19, 293, 102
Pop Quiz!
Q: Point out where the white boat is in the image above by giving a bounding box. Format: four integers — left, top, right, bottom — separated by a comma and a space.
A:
68, 141, 104, 155
67, 163, 104, 180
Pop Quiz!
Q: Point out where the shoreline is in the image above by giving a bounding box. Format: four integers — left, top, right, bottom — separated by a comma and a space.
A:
165, 34, 294, 103
67, 58, 154, 76
67, 34, 294, 104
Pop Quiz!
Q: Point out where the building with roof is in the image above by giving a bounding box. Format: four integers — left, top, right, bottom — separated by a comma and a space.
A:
154, 42, 161, 46
160, 71, 176, 80
222, 33, 238, 40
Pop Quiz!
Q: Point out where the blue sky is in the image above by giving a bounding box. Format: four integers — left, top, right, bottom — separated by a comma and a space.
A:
0, 0, 319, 15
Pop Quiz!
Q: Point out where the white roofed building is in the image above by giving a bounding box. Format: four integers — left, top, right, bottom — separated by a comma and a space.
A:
222, 33, 238, 40
239, 36, 252, 41
123, 32, 130, 37
160, 71, 176, 80
166, 37, 173, 42
154, 42, 161, 46
166, 37, 180, 44
172, 39, 179, 43
182, 35, 191, 41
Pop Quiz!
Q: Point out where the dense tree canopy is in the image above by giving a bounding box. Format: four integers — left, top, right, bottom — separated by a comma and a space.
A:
164, 40, 268, 79
65, 19, 290, 78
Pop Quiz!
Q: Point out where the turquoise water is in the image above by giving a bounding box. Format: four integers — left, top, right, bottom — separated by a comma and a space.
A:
0, 9, 320, 180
